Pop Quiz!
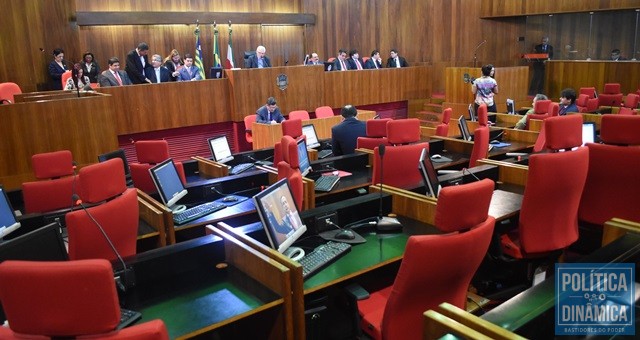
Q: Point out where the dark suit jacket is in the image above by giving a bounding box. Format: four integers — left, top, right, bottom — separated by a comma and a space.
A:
534, 44, 553, 59
331, 117, 366, 156
386, 56, 409, 68
148, 66, 171, 83
81, 61, 100, 83
48, 61, 68, 90
346, 58, 365, 70
164, 61, 183, 81
125, 49, 151, 84
256, 105, 285, 123
364, 58, 383, 69
98, 70, 132, 87
246, 55, 271, 68
306, 60, 324, 66
332, 58, 350, 71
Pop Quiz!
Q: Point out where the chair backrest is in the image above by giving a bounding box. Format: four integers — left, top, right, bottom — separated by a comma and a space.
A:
618, 107, 634, 115
532, 123, 547, 153
579, 87, 596, 99
599, 83, 623, 106
600, 115, 640, 145
548, 102, 559, 116
366, 118, 391, 137
289, 110, 310, 121
386, 118, 421, 145
327, 57, 336, 63
135, 140, 170, 164
533, 99, 551, 114
441, 108, 452, 124
468, 127, 489, 167
381, 188, 495, 339
623, 93, 639, 109
434, 179, 494, 233
603, 83, 621, 94
434, 124, 449, 137
372, 142, 429, 189
66, 158, 139, 260
545, 114, 583, 151
477, 104, 488, 127
518, 147, 588, 254
244, 114, 257, 143
32, 149, 74, 179
314, 106, 334, 118
61, 70, 72, 89
282, 119, 303, 138
576, 94, 589, 110
586, 97, 599, 112
0, 82, 22, 103
277, 136, 303, 208
22, 150, 77, 214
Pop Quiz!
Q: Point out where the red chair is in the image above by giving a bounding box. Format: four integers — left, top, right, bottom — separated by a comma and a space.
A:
22, 150, 79, 214
372, 142, 429, 190
623, 93, 639, 109
357, 179, 495, 340
598, 83, 623, 107
579, 87, 597, 99
469, 126, 489, 167
61, 70, 72, 89
386, 118, 421, 145
129, 140, 186, 194
0, 259, 169, 339
575, 94, 598, 113
66, 158, 138, 261
288, 110, 310, 121
314, 106, 334, 118
524, 99, 551, 130
357, 118, 391, 149
244, 114, 257, 144
282, 119, 303, 139
0, 82, 22, 104
477, 103, 488, 127
548, 102, 559, 117
600, 114, 640, 145
327, 57, 336, 63
434, 108, 452, 137
500, 115, 588, 259
277, 136, 304, 209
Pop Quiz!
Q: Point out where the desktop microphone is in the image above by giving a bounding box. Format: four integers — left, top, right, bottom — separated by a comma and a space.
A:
72, 194, 136, 293
284, 59, 289, 66
375, 144, 402, 232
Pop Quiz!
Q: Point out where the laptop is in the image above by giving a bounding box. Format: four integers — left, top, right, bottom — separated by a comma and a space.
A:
0, 186, 21, 239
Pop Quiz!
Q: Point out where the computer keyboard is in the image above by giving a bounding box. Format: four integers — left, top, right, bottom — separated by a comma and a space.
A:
299, 241, 351, 279
314, 175, 340, 192
117, 308, 142, 330
317, 149, 333, 159
229, 162, 254, 175
173, 202, 226, 224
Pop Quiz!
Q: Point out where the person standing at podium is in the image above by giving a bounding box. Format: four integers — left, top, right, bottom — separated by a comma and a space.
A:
256, 97, 286, 124
529, 37, 553, 95
331, 105, 366, 156
48, 48, 68, 91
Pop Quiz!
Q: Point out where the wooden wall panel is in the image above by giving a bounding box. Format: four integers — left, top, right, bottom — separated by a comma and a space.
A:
481, 0, 640, 17
546, 61, 640, 98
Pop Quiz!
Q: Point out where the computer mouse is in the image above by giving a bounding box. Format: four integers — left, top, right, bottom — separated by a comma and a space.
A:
335, 229, 356, 240
222, 196, 238, 202
332, 170, 340, 176
430, 154, 442, 160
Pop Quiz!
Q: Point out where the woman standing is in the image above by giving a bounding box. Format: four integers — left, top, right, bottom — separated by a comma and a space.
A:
48, 48, 68, 90
472, 64, 499, 113
81, 52, 100, 83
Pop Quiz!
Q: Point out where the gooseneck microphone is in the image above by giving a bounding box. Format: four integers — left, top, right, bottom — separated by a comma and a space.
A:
375, 144, 403, 232
72, 194, 136, 292
303, 54, 309, 65
377, 144, 386, 220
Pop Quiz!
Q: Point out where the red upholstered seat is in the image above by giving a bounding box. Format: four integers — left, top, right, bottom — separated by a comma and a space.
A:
372, 142, 429, 190
548, 102, 559, 116
0, 259, 169, 339
129, 140, 186, 193
0, 82, 22, 104
60, 70, 72, 89
545, 114, 583, 151
524, 99, 551, 130
599, 83, 623, 107
600, 115, 640, 145
386, 118, 421, 145
358, 179, 495, 340
22, 150, 79, 214
277, 136, 303, 209
623, 93, 639, 109
314, 106, 334, 118
579, 87, 596, 99
244, 114, 257, 143
66, 158, 138, 260
357, 118, 391, 149
576, 94, 599, 113
434, 108, 452, 137
477, 104, 488, 127
288, 110, 310, 121
469, 126, 489, 167
282, 119, 303, 139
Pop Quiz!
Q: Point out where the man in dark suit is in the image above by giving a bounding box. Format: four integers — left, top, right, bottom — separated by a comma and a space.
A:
246, 46, 271, 68
529, 37, 553, 95
364, 50, 383, 69
346, 49, 365, 70
386, 49, 409, 68
256, 97, 286, 124
332, 49, 350, 71
148, 54, 171, 83
125, 42, 152, 84
98, 57, 132, 87
306, 53, 323, 65
331, 105, 366, 156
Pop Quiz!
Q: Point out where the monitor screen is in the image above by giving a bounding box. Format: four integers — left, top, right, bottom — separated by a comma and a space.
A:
210, 67, 223, 79
208, 135, 235, 164
468, 104, 476, 122
253, 178, 307, 255
418, 148, 440, 198
582, 122, 596, 146
0, 222, 67, 262
0, 187, 20, 239
98, 149, 131, 178
457, 116, 471, 141
506, 99, 515, 115
302, 124, 321, 149
149, 159, 188, 211
296, 138, 312, 177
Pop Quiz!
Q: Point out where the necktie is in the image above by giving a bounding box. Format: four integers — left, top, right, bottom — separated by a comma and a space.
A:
155, 68, 161, 83
395, 58, 400, 68
341, 60, 347, 71
113, 71, 122, 86
268, 112, 271, 121
374, 60, 379, 69
356, 60, 362, 70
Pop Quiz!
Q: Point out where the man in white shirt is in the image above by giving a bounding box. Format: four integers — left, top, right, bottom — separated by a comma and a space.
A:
149, 54, 171, 83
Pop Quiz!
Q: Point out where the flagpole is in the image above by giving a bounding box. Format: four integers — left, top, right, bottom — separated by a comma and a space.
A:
194, 20, 206, 79
226, 21, 235, 69
212, 21, 221, 68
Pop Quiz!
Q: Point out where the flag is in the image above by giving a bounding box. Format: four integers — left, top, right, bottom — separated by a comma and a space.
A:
194, 22, 206, 79
226, 22, 235, 69
212, 23, 221, 68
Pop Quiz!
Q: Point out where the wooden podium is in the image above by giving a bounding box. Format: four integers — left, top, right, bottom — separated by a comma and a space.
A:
521, 53, 549, 61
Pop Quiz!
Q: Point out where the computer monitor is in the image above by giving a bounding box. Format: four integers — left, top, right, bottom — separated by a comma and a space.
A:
208, 135, 235, 164
506, 99, 515, 114
302, 124, 321, 149
210, 67, 223, 79
418, 148, 440, 198
98, 149, 131, 179
323, 61, 334, 71
0, 186, 20, 239
457, 116, 472, 141
468, 104, 477, 122
582, 122, 596, 146
0, 222, 67, 262
296, 138, 312, 177
253, 178, 307, 260
149, 159, 188, 213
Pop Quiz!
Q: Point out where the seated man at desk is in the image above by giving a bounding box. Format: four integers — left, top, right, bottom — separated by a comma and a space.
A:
256, 97, 286, 124
514, 94, 548, 130
331, 105, 366, 156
